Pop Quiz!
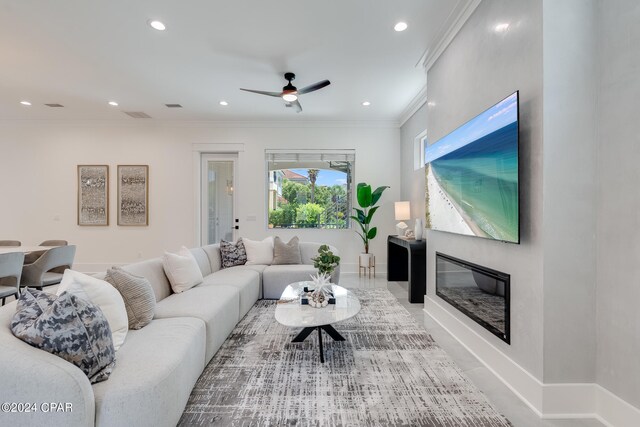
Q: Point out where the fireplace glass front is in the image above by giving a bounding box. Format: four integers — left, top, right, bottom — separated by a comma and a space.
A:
436, 252, 510, 343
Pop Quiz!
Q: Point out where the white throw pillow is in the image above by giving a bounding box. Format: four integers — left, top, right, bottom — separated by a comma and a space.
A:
57, 270, 128, 351
243, 237, 275, 265
162, 246, 204, 293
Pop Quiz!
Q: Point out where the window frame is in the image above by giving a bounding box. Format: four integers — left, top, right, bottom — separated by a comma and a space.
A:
414, 129, 428, 170
264, 149, 356, 231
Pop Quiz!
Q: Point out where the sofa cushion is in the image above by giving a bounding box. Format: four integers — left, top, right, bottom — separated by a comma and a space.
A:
219, 240, 247, 268
105, 267, 156, 330
243, 236, 274, 265
57, 270, 128, 351
11, 288, 115, 384
200, 269, 260, 318
154, 286, 239, 362
262, 264, 319, 299
122, 258, 172, 302
189, 247, 212, 277
92, 317, 206, 427
272, 236, 301, 265
0, 300, 95, 427
202, 244, 222, 273
162, 246, 204, 293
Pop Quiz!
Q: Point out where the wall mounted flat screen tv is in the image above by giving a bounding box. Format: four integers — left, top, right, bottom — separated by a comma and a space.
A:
424, 91, 519, 243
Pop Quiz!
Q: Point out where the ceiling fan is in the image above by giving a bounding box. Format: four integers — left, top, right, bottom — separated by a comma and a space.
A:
240, 72, 330, 113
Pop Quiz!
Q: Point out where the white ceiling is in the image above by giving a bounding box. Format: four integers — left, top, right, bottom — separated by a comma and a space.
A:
0, 0, 459, 122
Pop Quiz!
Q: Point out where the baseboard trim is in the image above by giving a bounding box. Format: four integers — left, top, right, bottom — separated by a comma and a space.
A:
424, 296, 640, 426
340, 263, 387, 277
424, 296, 544, 415
595, 384, 640, 427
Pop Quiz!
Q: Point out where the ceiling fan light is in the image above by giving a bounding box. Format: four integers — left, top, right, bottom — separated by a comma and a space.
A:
282, 93, 298, 102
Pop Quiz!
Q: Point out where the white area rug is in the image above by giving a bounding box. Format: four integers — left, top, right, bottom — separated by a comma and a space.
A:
179, 289, 511, 426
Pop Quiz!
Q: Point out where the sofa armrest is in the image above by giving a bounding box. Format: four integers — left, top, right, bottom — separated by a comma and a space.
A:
0, 303, 95, 427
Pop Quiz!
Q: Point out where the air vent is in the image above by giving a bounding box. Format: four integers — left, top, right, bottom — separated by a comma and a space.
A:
45, 103, 64, 108
123, 111, 152, 119
165, 104, 182, 108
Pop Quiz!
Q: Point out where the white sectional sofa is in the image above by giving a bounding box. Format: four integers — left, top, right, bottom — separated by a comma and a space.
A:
0, 241, 339, 427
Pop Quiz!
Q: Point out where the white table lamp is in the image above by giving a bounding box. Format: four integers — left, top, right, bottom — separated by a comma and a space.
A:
394, 201, 411, 236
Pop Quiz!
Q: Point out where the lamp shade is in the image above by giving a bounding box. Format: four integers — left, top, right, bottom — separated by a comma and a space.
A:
394, 201, 411, 221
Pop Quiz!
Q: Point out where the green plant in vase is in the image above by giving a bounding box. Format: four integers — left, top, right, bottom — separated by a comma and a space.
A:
311, 244, 340, 276
351, 182, 389, 254
309, 245, 341, 307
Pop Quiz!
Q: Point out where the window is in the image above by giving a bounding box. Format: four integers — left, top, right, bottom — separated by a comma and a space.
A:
414, 129, 427, 170
266, 149, 355, 229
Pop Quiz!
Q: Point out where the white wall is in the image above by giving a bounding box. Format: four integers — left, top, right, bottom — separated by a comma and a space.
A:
596, 0, 640, 409
0, 122, 401, 273
409, 0, 640, 419
400, 103, 427, 225
424, 0, 545, 379
541, 0, 597, 383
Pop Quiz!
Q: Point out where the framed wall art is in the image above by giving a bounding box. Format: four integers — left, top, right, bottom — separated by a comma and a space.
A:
77, 165, 109, 226
117, 165, 149, 226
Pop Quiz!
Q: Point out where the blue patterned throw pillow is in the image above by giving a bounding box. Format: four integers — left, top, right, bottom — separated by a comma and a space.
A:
11, 288, 116, 383
220, 239, 248, 268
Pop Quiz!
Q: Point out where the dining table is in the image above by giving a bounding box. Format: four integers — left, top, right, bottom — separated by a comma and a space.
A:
0, 246, 58, 255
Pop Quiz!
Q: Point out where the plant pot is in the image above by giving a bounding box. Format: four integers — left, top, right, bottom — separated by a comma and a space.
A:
359, 253, 374, 267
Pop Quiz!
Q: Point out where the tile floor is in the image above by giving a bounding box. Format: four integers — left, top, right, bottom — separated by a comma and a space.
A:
339, 273, 603, 427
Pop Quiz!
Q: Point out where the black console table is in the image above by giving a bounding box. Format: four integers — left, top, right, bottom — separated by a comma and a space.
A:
387, 235, 427, 303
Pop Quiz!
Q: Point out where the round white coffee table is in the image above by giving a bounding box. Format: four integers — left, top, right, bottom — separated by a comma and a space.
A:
275, 282, 361, 363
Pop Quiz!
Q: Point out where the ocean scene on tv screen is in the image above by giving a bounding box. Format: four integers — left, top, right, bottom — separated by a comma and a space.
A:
424, 92, 519, 243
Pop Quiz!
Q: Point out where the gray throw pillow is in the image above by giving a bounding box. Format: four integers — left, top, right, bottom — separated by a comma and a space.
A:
272, 236, 301, 265
11, 288, 116, 384
105, 266, 156, 330
220, 239, 247, 268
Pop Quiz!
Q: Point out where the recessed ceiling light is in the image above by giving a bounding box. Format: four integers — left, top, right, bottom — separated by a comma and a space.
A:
108, 101, 119, 106
20, 101, 31, 106
427, 101, 436, 107
361, 101, 371, 106
149, 20, 166, 31
394, 22, 408, 32
219, 101, 228, 106
495, 23, 510, 33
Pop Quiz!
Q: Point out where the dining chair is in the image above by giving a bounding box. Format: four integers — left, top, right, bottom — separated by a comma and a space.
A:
21, 245, 76, 290
0, 252, 25, 305
24, 240, 69, 265
0, 240, 21, 247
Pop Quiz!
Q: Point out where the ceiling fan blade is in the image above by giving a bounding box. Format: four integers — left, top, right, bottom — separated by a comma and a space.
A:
297, 80, 330, 95
289, 99, 302, 113
239, 88, 282, 97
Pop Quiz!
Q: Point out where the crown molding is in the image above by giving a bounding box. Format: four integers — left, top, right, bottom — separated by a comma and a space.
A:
0, 119, 400, 129
397, 0, 481, 126
420, 0, 482, 72
398, 85, 427, 127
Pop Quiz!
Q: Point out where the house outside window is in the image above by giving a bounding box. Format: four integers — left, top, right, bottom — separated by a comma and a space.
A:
266, 149, 355, 229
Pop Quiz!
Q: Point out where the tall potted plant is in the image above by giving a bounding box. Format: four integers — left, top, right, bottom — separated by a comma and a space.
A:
351, 182, 389, 268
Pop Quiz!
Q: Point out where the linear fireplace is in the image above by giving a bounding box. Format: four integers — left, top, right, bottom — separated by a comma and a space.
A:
435, 252, 510, 344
